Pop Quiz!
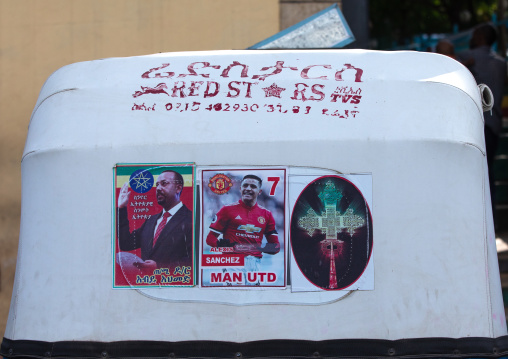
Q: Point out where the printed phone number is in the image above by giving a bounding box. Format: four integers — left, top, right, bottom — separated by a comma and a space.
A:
132, 102, 311, 114
132, 102, 359, 118
165, 102, 311, 114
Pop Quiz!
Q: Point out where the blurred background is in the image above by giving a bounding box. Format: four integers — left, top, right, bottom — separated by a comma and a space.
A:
1, 0, 508, 338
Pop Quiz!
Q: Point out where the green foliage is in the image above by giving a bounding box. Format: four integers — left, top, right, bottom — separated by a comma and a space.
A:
370, 0, 498, 49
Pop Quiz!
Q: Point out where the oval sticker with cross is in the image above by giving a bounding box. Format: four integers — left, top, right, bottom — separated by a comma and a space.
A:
290, 175, 373, 291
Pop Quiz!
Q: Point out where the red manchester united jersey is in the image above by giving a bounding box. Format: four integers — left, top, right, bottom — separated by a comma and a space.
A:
210, 200, 278, 257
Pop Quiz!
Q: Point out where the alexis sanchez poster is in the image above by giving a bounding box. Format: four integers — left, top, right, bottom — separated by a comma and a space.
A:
199, 167, 288, 289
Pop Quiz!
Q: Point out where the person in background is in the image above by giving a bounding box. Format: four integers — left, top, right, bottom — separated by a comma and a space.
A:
435, 39, 456, 59
458, 23, 508, 228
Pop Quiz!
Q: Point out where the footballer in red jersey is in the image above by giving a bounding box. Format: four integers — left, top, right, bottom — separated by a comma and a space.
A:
206, 175, 280, 258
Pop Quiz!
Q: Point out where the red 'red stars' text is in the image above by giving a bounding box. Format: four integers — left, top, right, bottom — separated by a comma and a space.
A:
134, 61, 364, 103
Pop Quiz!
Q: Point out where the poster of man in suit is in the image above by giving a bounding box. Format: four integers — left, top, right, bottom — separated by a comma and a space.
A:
113, 164, 195, 288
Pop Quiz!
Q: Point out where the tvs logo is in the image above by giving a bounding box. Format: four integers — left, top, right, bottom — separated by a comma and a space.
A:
208, 174, 233, 195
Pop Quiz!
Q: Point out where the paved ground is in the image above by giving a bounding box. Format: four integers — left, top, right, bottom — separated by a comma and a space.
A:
0, 208, 19, 340
496, 226, 508, 323
496, 231, 508, 294
497, 235, 508, 253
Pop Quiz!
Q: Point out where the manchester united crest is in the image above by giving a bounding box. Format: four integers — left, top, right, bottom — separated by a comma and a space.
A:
208, 173, 233, 195
258, 216, 266, 224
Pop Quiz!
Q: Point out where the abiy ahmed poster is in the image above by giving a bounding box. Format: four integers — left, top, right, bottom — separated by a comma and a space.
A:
113, 164, 195, 288
200, 167, 287, 288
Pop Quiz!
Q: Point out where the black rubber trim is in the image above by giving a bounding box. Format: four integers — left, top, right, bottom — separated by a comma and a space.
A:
3, 336, 508, 358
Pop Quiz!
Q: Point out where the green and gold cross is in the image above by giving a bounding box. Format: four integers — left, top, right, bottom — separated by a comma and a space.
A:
298, 180, 365, 238
297, 180, 365, 289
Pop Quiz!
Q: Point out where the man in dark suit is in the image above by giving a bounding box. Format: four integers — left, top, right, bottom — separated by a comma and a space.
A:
117, 170, 193, 270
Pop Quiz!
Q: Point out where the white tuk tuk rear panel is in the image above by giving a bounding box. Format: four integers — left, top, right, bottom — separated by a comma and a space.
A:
1, 50, 507, 358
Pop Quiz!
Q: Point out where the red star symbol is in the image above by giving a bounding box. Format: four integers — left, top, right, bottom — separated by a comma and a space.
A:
262, 83, 286, 98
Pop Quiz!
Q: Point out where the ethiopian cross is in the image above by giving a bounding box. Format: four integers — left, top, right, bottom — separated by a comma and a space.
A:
297, 180, 365, 289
